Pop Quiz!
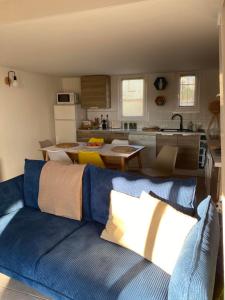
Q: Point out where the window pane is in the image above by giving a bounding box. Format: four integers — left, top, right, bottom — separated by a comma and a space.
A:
179, 75, 196, 107
122, 79, 144, 117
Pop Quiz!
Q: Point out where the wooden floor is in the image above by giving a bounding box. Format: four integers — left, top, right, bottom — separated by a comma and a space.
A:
0, 274, 49, 300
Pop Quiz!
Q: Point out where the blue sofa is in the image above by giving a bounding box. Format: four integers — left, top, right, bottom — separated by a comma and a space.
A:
0, 160, 220, 300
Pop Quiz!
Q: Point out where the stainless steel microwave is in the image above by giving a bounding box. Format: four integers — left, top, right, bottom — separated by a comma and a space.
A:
56, 92, 79, 104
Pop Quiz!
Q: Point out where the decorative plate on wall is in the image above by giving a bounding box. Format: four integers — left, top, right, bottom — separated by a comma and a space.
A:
155, 96, 166, 106
154, 77, 167, 90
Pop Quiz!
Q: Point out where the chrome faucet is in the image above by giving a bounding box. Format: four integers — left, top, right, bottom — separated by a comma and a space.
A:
171, 114, 183, 131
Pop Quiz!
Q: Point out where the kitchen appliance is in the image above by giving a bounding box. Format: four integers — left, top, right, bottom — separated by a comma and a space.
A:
56, 92, 79, 105
81, 120, 92, 130
54, 104, 86, 143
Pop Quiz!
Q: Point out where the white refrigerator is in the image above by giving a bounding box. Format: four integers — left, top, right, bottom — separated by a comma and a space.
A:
54, 105, 85, 144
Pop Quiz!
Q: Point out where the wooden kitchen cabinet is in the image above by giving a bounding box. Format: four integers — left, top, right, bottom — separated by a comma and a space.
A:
176, 135, 200, 169
81, 75, 111, 109
156, 134, 200, 170
77, 130, 129, 143
156, 135, 177, 153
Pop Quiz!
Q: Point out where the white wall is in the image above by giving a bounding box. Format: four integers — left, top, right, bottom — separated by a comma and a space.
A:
0, 66, 61, 180
66, 69, 219, 130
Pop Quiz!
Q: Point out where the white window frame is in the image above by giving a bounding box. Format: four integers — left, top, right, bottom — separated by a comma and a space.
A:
176, 72, 200, 112
118, 75, 148, 121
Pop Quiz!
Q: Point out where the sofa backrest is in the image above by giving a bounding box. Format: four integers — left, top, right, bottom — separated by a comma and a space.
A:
85, 165, 197, 224
168, 196, 220, 300
24, 159, 46, 209
23, 160, 197, 223
0, 175, 24, 217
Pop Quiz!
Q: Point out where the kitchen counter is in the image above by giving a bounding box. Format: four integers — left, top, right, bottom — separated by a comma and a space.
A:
77, 128, 205, 136
77, 128, 205, 170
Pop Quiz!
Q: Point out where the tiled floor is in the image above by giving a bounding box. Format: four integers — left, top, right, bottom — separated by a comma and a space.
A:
0, 274, 49, 300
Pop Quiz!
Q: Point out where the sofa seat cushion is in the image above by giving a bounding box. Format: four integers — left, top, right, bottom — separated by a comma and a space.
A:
36, 222, 170, 300
0, 207, 84, 279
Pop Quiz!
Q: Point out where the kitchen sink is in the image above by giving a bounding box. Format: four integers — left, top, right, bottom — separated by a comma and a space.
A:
160, 128, 193, 132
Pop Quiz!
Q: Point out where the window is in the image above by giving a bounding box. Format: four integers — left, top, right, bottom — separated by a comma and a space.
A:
121, 78, 144, 117
179, 75, 196, 107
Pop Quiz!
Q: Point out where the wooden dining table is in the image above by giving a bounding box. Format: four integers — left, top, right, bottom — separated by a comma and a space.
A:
40, 143, 145, 171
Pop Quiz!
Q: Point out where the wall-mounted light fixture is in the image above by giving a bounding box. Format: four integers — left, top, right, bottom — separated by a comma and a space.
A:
5, 70, 18, 87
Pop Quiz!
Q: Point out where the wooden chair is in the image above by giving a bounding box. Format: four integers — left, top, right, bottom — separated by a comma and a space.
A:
39, 139, 53, 148
141, 145, 178, 177
39, 139, 53, 159
107, 139, 129, 169
111, 139, 129, 145
78, 151, 105, 168
47, 150, 73, 164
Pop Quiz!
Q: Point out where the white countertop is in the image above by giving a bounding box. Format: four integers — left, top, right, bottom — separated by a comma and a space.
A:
77, 128, 205, 136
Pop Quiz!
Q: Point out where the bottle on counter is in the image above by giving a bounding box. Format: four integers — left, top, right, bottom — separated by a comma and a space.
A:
106, 114, 110, 129
102, 119, 107, 130
187, 121, 193, 131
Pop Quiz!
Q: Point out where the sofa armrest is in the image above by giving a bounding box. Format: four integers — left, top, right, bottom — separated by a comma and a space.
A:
0, 175, 24, 216
168, 197, 220, 300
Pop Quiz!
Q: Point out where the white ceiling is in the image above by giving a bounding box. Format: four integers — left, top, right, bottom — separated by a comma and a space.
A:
0, 0, 221, 76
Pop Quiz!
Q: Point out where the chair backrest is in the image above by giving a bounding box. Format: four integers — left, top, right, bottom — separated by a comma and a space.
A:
47, 150, 73, 164
111, 139, 129, 145
78, 151, 105, 168
39, 139, 53, 148
153, 145, 178, 173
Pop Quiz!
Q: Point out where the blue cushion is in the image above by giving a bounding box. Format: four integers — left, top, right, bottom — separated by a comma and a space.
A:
24, 159, 46, 209
87, 165, 196, 224
168, 196, 220, 300
82, 165, 92, 221
36, 222, 170, 300
0, 207, 85, 279
0, 175, 24, 217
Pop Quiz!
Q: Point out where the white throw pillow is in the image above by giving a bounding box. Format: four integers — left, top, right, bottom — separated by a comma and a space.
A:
101, 190, 197, 275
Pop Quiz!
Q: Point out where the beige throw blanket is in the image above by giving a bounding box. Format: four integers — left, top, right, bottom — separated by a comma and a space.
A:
38, 161, 86, 221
